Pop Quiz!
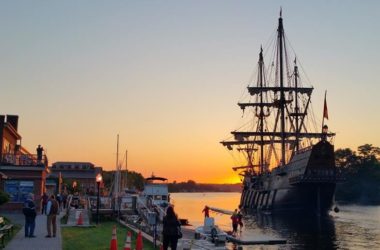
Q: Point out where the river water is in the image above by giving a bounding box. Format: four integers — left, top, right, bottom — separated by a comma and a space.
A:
171, 192, 380, 250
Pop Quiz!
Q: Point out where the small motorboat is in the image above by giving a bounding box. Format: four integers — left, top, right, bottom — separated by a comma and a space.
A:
195, 217, 228, 244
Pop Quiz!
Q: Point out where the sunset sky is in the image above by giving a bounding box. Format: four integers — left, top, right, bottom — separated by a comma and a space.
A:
0, 1, 379, 183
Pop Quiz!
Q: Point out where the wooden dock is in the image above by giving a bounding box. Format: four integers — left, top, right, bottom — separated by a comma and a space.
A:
226, 235, 287, 245
120, 219, 286, 249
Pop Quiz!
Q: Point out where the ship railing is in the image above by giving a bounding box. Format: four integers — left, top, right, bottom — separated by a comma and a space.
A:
136, 197, 165, 223
295, 146, 313, 154
289, 174, 344, 184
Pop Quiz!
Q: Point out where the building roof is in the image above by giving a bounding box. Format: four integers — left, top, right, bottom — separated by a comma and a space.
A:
49, 171, 97, 179
52, 161, 94, 166
48, 167, 102, 180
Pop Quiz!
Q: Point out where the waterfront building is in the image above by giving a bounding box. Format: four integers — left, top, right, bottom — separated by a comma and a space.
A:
48, 162, 102, 195
0, 115, 49, 210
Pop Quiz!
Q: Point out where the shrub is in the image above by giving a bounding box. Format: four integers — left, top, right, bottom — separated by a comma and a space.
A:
0, 190, 10, 206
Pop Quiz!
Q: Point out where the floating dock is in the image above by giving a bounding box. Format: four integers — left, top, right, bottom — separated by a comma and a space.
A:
226, 235, 287, 245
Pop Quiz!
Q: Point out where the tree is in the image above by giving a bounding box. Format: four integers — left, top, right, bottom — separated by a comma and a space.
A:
335, 148, 358, 169
357, 144, 380, 164
102, 170, 145, 191
335, 144, 380, 204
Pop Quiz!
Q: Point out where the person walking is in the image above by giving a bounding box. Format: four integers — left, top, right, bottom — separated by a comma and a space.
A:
62, 193, 67, 209
56, 194, 62, 213
46, 195, 59, 238
41, 192, 48, 214
23, 193, 37, 238
237, 210, 243, 232
162, 206, 181, 250
230, 209, 239, 236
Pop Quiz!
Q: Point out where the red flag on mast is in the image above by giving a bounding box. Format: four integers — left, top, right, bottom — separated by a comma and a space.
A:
323, 91, 329, 120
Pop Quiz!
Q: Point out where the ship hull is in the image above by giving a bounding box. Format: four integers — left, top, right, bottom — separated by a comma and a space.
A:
240, 141, 338, 215
241, 183, 336, 214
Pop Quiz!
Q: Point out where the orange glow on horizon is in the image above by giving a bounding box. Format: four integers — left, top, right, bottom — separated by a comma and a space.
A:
3, 3, 378, 186
219, 175, 242, 184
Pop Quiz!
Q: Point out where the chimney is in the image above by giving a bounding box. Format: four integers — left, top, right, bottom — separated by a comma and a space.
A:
6, 115, 19, 131
0, 115, 4, 127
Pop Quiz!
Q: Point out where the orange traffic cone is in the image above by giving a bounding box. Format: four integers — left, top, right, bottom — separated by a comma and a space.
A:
135, 231, 143, 250
123, 231, 132, 250
76, 211, 83, 225
110, 225, 118, 250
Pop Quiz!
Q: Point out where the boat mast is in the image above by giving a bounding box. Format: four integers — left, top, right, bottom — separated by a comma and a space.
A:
258, 47, 265, 173
294, 59, 300, 151
278, 10, 286, 166
125, 150, 128, 189
114, 134, 120, 208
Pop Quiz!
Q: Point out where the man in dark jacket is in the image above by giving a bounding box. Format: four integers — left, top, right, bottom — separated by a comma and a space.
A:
46, 195, 59, 238
23, 193, 37, 238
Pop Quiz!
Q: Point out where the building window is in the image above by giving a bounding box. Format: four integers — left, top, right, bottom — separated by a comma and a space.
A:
4, 180, 34, 202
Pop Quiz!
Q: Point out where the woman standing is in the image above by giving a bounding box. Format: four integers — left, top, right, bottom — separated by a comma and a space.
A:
162, 206, 181, 250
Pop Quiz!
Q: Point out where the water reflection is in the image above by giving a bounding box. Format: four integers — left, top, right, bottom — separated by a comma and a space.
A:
245, 213, 337, 249
171, 193, 380, 250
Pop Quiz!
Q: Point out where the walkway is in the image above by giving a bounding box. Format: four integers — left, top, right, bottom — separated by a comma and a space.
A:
5, 214, 62, 250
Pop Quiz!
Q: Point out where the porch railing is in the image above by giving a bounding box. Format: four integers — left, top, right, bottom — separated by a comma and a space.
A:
0, 153, 48, 167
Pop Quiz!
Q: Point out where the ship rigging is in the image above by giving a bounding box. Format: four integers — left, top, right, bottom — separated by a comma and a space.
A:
221, 11, 339, 215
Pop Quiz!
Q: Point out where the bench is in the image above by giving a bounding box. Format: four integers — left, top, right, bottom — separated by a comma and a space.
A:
0, 233, 4, 248
0, 225, 13, 238
0, 217, 14, 239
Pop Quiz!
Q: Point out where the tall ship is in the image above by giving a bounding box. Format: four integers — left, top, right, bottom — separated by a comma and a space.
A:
221, 12, 339, 215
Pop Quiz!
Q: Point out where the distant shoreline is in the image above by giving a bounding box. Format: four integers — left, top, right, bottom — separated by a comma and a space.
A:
168, 182, 241, 193
170, 190, 241, 193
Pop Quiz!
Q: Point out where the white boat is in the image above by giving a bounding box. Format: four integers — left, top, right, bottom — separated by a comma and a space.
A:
139, 175, 170, 208
195, 217, 228, 244
134, 175, 171, 227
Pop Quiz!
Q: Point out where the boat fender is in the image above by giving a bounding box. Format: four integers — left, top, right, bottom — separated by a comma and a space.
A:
334, 206, 340, 213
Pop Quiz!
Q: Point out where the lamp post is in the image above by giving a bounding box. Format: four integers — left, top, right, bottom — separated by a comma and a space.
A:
96, 173, 102, 225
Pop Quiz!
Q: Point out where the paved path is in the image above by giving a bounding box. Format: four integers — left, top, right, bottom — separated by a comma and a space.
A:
5, 214, 62, 250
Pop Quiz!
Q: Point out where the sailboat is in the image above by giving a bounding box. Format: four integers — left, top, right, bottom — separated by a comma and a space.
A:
221, 11, 341, 215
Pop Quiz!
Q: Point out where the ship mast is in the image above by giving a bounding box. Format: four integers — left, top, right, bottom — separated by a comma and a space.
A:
258, 47, 265, 173
221, 11, 336, 173
278, 11, 286, 166
294, 59, 300, 151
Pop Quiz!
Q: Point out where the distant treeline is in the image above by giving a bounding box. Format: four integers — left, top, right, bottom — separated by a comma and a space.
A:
335, 144, 380, 205
102, 170, 145, 191
101, 170, 241, 193
168, 180, 241, 193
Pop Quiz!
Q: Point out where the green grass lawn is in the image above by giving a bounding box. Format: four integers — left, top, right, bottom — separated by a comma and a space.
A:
62, 221, 156, 250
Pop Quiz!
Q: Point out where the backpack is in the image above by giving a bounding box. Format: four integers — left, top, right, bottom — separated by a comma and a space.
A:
23, 200, 36, 218
49, 200, 59, 215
